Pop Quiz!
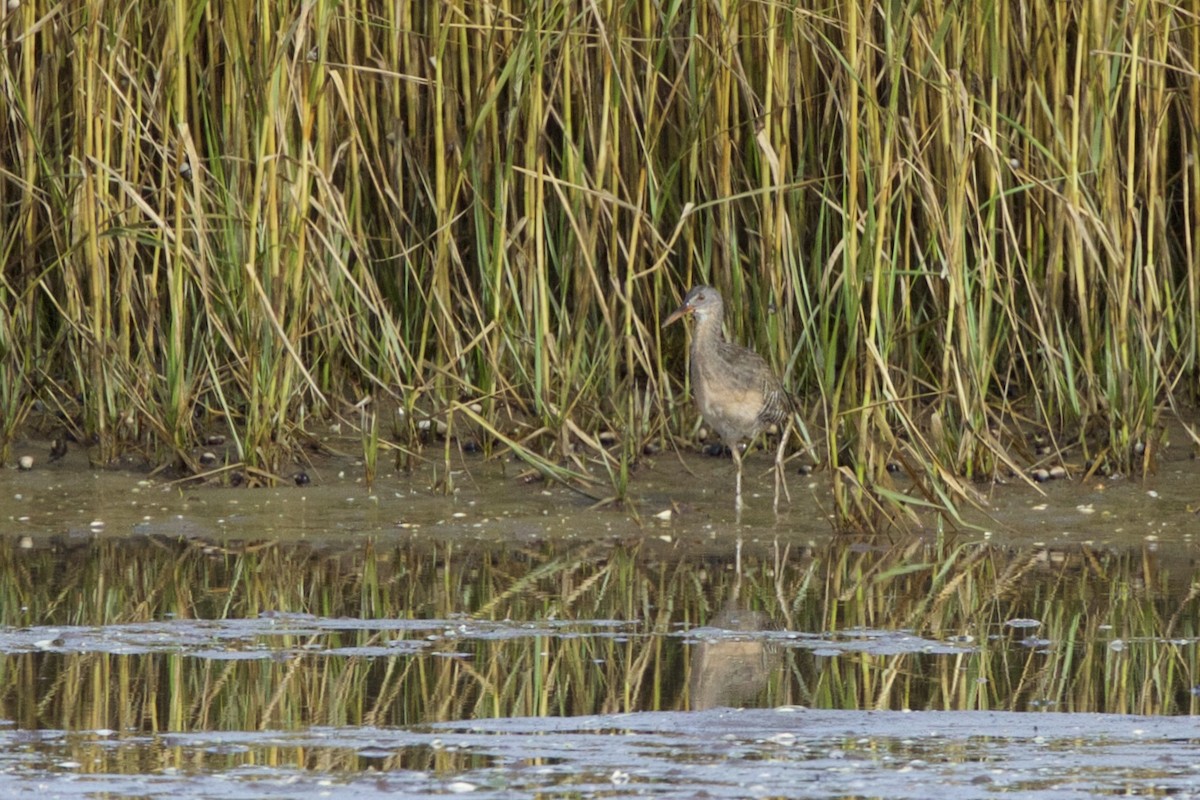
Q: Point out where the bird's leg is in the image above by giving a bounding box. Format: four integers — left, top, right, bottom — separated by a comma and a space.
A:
734, 536, 743, 592
731, 444, 744, 511
773, 421, 792, 512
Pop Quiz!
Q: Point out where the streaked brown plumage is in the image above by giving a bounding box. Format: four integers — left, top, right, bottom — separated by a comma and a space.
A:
664, 285, 793, 509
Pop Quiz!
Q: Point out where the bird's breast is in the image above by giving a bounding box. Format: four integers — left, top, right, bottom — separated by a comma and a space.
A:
692, 361, 769, 443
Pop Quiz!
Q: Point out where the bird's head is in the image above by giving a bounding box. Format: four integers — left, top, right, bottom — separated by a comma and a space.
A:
662, 285, 723, 328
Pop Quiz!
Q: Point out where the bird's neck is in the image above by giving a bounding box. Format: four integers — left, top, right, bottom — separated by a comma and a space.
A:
691, 313, 725, 356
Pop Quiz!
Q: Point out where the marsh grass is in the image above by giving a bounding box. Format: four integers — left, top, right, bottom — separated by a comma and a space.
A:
2, 534, 1198, 732
2, 1, 1199, 519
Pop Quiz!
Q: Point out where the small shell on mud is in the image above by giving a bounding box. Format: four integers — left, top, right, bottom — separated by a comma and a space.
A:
418, 419, 449, 435
17, 455, 33, 470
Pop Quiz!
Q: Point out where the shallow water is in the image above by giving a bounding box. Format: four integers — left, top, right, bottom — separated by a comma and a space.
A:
4, 709, 1200, 799
3, 440, 1200, 797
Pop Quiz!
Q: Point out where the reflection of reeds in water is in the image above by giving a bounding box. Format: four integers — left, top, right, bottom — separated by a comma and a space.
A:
0, 533, 1198, 738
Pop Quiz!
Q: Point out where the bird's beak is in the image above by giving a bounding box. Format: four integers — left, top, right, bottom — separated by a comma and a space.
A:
662, 302, 693, 328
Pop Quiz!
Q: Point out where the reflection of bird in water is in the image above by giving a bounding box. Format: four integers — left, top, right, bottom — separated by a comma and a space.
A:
663, 285, 793, 511
688, 603, 780, 710
688, 539, 781, 710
